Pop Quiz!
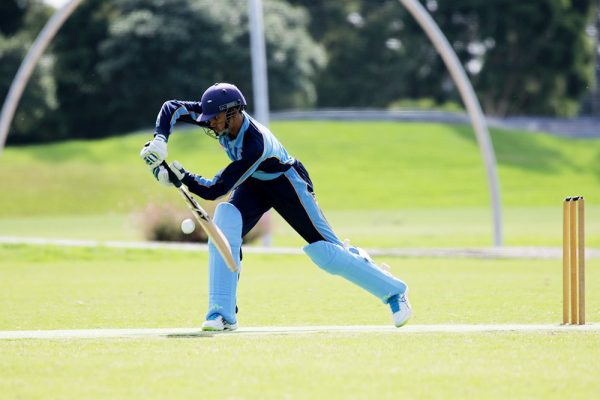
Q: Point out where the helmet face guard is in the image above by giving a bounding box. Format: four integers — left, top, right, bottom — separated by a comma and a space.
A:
198, 83, 247, 139
200, 106, 244, 139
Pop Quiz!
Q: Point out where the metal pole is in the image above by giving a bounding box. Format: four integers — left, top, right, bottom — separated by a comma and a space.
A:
248, 0, 270, 126
0, 0, 84, 156
248, 0, 272, 246
399, 0, 503, 246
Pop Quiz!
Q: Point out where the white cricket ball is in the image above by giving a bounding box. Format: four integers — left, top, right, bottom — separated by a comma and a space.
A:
181, 218, 195, 234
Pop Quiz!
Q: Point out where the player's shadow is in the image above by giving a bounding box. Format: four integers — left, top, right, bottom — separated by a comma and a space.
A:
166, 331, 217, 339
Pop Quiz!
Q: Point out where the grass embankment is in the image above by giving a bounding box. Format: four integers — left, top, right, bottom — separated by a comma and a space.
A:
1, 122, 599, 246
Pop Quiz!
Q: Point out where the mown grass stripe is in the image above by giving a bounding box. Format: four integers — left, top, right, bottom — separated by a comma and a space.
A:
1, 324, 599, 339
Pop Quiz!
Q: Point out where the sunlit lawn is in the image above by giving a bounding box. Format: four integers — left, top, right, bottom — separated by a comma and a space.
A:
1, 244, 599, 399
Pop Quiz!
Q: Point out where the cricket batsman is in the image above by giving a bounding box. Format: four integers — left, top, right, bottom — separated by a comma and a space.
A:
140, 83, 411, 331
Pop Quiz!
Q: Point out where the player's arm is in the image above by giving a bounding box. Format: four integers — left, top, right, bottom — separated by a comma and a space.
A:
140, 100, 203, 168
179, 133, 266, 200
154, 100, 203, 140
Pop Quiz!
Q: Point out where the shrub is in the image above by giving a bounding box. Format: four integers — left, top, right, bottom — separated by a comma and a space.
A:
136, 202, 269, 244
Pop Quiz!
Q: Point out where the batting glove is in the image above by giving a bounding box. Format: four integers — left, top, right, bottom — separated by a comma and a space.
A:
170, 160, 187, 181
152, 160, 187, 187
140, 134, 168, 168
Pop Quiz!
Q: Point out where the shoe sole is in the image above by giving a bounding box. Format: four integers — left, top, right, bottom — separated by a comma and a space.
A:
395, 319, 410, 328
394, 310, 412, 328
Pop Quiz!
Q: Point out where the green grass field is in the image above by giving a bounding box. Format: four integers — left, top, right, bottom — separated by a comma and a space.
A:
1, 244, 599, 399
1, 122, 600, 398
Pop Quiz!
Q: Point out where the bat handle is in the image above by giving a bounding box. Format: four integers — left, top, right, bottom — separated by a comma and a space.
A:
160, 160, 183, 188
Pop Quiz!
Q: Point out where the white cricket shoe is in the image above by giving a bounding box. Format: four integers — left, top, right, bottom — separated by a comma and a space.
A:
201, 315, 238, 332
388, 291, 412, 327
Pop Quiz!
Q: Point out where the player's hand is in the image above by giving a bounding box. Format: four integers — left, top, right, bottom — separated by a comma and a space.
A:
170, 160, 187, 181
140, 134, 167, 168
151, 164, 170, 187
151, 160, 187, 187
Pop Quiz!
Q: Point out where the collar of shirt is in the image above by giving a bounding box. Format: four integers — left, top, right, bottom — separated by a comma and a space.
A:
236, 112, 250, 140
219, 112, 251, 160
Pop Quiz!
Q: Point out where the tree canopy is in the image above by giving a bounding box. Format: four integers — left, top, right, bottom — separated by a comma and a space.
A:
52, 0, 324, 139
291, 0, 597, 116
0, 1, 55, 144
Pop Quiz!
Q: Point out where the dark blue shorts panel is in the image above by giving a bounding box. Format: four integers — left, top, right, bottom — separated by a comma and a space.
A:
229, 161, 340, 245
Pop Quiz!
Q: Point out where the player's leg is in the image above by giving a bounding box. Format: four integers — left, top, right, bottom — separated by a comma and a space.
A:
270, 161, 342, 245
232, 179, 273, 239
202, 180, 270, 331
304, 240, 411, 327
273, 162, 411, 327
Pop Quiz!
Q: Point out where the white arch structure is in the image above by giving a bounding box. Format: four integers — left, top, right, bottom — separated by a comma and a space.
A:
0, 0, 84, 153
399, 0, 502, 246
0, 0, 503, 246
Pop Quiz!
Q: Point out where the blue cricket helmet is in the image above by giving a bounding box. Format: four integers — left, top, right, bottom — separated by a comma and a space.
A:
197, 83, 247, 123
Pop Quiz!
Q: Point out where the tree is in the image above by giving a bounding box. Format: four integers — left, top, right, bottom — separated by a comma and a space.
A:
0, 0, 29, 36
0, 34, 57, 144
580, 4, 600, 115
291, 0, 597, 116
52, 0, 325, 138
96, 0, 239, 134
0, 1, 56, 144
256, 0, 327, 108
52, 0, 116, 139
289, 0, 447, 108
432, 0, 597, 116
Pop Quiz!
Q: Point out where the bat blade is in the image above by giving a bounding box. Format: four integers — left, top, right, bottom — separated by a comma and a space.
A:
178, 187, 238, 273
160, 161, 237, 272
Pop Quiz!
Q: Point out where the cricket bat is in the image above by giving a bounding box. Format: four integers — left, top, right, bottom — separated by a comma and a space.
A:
160, 161, 238, 272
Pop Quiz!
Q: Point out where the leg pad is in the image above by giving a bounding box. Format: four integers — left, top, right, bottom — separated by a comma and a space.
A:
304, 241, 406, 302
205, 202, 242, 323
